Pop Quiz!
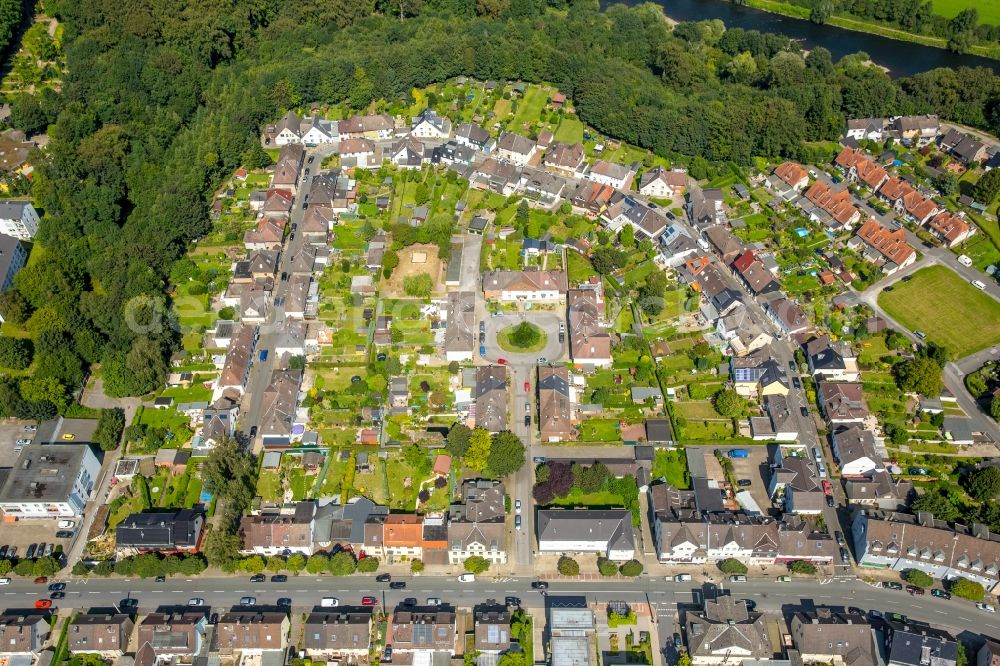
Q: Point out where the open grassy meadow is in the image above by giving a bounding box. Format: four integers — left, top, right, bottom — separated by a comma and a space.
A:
931, 0, 1000, 23
878, 265, 1000, 357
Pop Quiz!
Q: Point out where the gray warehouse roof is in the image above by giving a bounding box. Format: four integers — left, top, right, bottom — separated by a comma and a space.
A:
0, 444, 96, 503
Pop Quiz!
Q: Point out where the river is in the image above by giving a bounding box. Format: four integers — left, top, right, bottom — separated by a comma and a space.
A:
618, 0, 1000, 77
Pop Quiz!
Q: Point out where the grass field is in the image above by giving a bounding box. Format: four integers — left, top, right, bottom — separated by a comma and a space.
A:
554, 116, 584, 144
932, 0, 1000, 23
878, 265, 1000, 357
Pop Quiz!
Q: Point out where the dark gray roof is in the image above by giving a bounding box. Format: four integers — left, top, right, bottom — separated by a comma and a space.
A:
536, 509, 634, 552
0, 443, 97, 503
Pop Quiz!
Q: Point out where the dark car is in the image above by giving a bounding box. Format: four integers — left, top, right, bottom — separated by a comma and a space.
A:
50, 591, 65, 600
280, 271, 288, 281
389, 581, 406, 589
277, 598, 292, 608
847, 607, 865, 616
673, 633, 682, 649
250, 574, 266, 583
505, 596, 520, 607
25, 544, 36, 559
271, 575, 288, 583
524, 415, 530, 427
792, 377, 801, 389
377, 353, 387, 362
155, 575, 166, 582
840, 547, 850, 564
0, 546, 8, 560
249, 426, 258, 438
383, 645, 392, 662
800, 406, 809, 417
531, 581, 549, 590
826, 495, 836, 507
402, 598, 417, 606
835, 530, 845, 545
48, 583, 65, 592
210, 613, 219, 624
888, 612, 907, 623
736, 479, 751, 487
931, 589, 951, 599
376, 574, 392, 583
902, 275, 912, 282
906, 585, 925, 595
480, 332, 486, 344
351, 375, 362, 383
120, 598, 139, 609
308, 155, 315, 164
55, 531, 74, 539
788, 360, 797, 372
744, 599, 757, 611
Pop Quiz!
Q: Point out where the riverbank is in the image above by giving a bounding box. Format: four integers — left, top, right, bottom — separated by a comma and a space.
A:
739, 0, 1000, 62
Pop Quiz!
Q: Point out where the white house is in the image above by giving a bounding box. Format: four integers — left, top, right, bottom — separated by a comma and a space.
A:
831, 426, 882, 476
0, 443, 101, 517
536, 509, 635, 561
482, 269, 568, 302
410, 109, 452, 139
496, 132, 537, 167
300, 118, 339, 145
0, 201, 39, 240
272, 110, 302, 145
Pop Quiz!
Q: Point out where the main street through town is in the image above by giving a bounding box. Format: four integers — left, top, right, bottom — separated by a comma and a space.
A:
7, 574, 999, 639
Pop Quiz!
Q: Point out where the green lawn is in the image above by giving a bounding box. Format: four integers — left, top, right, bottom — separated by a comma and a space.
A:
878, 265, 1000, 357
578, 418, 623, 442
549, 488, 626, 508
554, 116, 584, 144
932, 0, 1000, 23
653, 450, 690, 489
567, 252, 597, 284
497, 323, 548, 353
509, 86, 549, 131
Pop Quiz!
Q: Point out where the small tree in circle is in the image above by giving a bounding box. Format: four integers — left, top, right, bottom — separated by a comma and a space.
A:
558, 556, 580, 576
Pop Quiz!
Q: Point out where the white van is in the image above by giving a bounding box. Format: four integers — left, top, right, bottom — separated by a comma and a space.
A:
674, 574, 692, 582
321, 597, 339, 607
972, 279, 987, 291
958, 255, 973, 267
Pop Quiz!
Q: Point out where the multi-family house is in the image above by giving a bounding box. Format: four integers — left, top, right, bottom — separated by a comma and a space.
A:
215, 324, 258, 398
730, 350, 788, 399
804, 181, 861, 231
115, 509, 205, 555
137, 612, 208, 662
389, 138, 428, 170
0, 234, 27, 296
470, 158, 521, 196
300, 117, 339, 145
240, 501, 316, 555
0, 613, 50, 657
588, 160, 636, 189
271, 110, 302, 145
749, 394, 799, 442
688, 186, 726, 226
885, 623, 957, 666
567, 286, 612, 368
473, 602, 512, 662
338, 114, 394, 140
482, 270, 567, 302
852, 509, 1000, 592
538, 365, 575, 442
888, 115, 939, 146
768, 453, 826, 515
410, 109, 452, 139
519, 168, 566, 205
475, 365, 508, 433
444, 291, 475, 362
835, 147, 889, 192
0, 443, 101, 518
818, 382, 871, 425
806, 335, 860, 382
848, 218, 916, 274
877, 177, 938, 225
639, 166, 687, 198
940, 128, 987, 165
542, 142, 585, 178
261, 188, 293, 217
337, 138, 377, 169
271, 145, 305, 192
536, 509, 635, 560
703, 225, 743, 265
843, 471, 913, 510
603, 195, 668, 239
790, 608, 877, 666
685, 597, 770, 666
68, 614, 134, 657
215, 612, 289, 655
926, 210, 972, 248
496, 132, 537, 166
303, 608, 373, 659
381, 514, 425, 562
389, 606, 457, 656
846, 118, 886, 142
258, 369, 303, 448
764, 297, 810, 338
454, 122, 492, 151
0, 202, 39, 240
831, 426, 882, 476
243, 217, 286, 251
448, 480, 507, 565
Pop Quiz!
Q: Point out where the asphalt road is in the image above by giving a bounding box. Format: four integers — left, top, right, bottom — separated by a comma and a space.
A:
12, 575, 1000, 638
483, 312, 565, 366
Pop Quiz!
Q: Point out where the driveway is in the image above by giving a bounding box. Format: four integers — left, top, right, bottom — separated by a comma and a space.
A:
483, 312, 565, 365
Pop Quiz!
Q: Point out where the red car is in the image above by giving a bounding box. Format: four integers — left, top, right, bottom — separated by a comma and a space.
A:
524, 381, 530, 392
34, 600, 51, 609
497, 358, 506, 365
361, 596, 378, 606
822, 480, 833, 495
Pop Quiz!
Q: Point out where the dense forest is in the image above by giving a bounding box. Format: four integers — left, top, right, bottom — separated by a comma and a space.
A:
2, 0, 1000, 410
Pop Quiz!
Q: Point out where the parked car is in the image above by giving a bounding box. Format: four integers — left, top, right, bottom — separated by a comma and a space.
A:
15, 438, 31, 446
55, 531, 74, 539
25, 544, 36, 559
270, 575, 287, 583
402, 598, 417, 606
43, 544, 52, 557
840, 547, 850, 564
23, 425, 36, 432
792, 377, 801, 389
835, 531, 845, 545
524, 381, 530, 392
882, 582, 903, 590
426, 598, 442, 606
321, 597, 340, 607
34, 600, 51, 609
0, 578, 11, 586
32, 576, 46, 584
277, 598, 292, 608
673, 633, 683, 649
736, 479, 751, 487
729, 575, 747, 583
239, 596, 256, 606
120, 598, 138, 609
505, 597, 521, 607
515, 500, 522, 514
250, 574, 265, 583
800, 406, 809, 417
155, 576, 166, 582
972, 279, 987, 291
48, 583, 65, 592
524, 415, 530, 427
536, 357, 546, 364
188, 598, 204, 606
496, 358, 506, 365
822, 480, 833, 495
361, 596, 378, 606
978, 603, 997, 613
376, 574, 391, 583
458, 574, 475, 582
0, 546, 8, 560
777, 576, 791, 582
826, 495, 836, 507
515, 515, 522, 530
383, 645, 392, 662
906, 586, 925, 595
674, 574, 692, 582
531, 581, 549, 589
931, 589, 951, 599
389, 581, 406, 589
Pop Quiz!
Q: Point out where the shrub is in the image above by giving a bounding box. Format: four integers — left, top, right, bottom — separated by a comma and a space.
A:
788, 560, 816, 575
464, 556, 490, 574
598, 557, 619, 577
950, 577, 984, 601
718, 558, 748, 575
356, 557, 380, 573
434, 476, 448, 489
608, 610, 637, 627
905, 569, 934, 588
619, 560, 643, 577
410, 559, 425, 573
557, 556, 580, 576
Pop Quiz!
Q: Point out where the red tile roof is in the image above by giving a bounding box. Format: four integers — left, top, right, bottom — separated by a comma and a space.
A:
774, 162, 808, 188
856, 218, 915, 267
927, 210, 970, 244
805, 181, 859, 226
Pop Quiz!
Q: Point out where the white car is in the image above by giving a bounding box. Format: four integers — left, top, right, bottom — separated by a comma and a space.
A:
515, 500, 521, 514
427, 597, 442, 606
57, 520, 75, 529
972, 279, 987, 291
729, 575, 748, 583
978, 603, 997, 613
188, 598, 204, 606
458, 574, 476, 583
321, 597, 339, 607
0, 578, 9, 585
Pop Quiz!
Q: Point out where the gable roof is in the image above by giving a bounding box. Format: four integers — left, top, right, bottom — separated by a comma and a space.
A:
475, 365, 508, 432
855, 218, 915, 267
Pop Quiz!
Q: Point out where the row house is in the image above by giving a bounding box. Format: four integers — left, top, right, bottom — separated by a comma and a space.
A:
389, 607, 457, 657
570, 179, 616, 217
926, 210, 972, 248
764, 297, 810, 338
0, 614, 50, 657
432, 141, 477, 167
703, 225, 742, 265
567, 285, 612, 368
240, 501, 316, 556
878, 176, 939, 225
389, 138, 429, 170
215, 612, 289, 655
482, 269, 568, 302
542, 141, 585, 178
475, 365, 508, 434
261, 188, 293, 217
69, 614, 134, 658
588, 159, 637, 190
271, 145, 305, 193
448, 480, 507, 565
790, 608, 878, 666
652, 505, 837, 564
848, 218, 916, 275
304, 608, 374, 659
804, 181, 861, 231
215, 324, 259, 398
519, 167, 566, 205
268, 111, 339, 146
688, 185, 726, 227
603, 195, 668, 239
138, 612, 208, 663
638, 166, 687, 198
768, 452, 826, 515
258, 368, 304, 448
835, 146, 889, 192
732, 250, 781, 297
749, 394, 799, 442
470, 158, 520, 196
730, 349, 788, 399
338, 114, 394, 140
852, 509, 1000, 592
454, 122, 493, 152
243, 216, 286, 251
309, 170, 357, 212
844, 471, 913, 510
686, 597, 769, 666
715, 306, 772, 358
443, 291, 475, 362
888, 115, 939, 146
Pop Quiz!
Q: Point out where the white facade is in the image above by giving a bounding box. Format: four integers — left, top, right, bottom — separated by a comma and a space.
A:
447, 541, 507, 565
0, 202, 39, 240
0, 444, 101, 518
411, 119, 450, 139
497, 287, 563, 302
639, 178, 670, 198
274, 128, 300, 145
301, 124, 337, 145
498, 146, 536, 167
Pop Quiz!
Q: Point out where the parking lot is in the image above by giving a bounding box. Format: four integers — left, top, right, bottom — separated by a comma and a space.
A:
0, 518, 74, 561
726, 446, 776, 514
0, 419, 36, 462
